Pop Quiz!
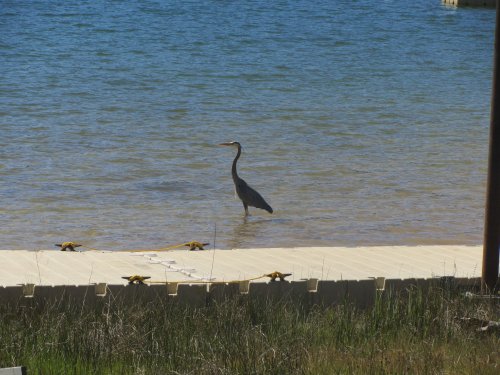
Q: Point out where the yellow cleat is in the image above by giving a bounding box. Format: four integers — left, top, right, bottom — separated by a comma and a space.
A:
184, 241, 210, 251
122, 275, 151, 285
55, 242, 82, 251
265, 271, 292, 282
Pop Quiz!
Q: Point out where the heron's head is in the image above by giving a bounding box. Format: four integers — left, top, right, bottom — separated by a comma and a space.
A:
219, 141, 241, 148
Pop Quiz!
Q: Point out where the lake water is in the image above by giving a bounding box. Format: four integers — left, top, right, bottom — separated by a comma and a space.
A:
0, 0, 495, 250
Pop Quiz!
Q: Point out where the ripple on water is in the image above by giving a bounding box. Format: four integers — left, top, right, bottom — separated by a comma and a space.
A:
0, 0, 493, 249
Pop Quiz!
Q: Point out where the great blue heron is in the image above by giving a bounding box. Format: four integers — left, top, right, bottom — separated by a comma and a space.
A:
219, 141, 273, 216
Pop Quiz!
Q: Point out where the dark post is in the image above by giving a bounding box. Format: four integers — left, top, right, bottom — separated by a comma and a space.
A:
483, 0, 500, 292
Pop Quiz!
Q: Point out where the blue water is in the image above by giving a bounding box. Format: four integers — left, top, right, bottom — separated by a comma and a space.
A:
0, 0, 495, 250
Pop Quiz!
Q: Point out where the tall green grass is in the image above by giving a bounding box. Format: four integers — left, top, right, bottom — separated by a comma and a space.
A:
1, 286, 499, 374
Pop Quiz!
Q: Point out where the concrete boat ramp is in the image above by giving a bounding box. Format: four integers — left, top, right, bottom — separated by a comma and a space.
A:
0, 245, 483, 307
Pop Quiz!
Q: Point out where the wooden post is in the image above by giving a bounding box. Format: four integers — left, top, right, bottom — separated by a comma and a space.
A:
483, 0, 500, 292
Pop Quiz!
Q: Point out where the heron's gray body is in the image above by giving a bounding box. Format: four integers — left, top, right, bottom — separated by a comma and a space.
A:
221, 141, 273, 216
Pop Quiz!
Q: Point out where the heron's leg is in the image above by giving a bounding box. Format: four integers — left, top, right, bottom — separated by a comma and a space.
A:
243, 202, 249, 216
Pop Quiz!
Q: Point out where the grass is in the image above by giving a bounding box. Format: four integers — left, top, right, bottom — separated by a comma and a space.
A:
0, 286, 499, 374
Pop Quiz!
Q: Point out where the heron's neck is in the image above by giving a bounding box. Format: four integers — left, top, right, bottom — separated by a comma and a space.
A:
232, 145, 241, 182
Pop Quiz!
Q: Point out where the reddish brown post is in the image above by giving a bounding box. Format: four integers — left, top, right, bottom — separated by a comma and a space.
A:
483, 0, 500, 292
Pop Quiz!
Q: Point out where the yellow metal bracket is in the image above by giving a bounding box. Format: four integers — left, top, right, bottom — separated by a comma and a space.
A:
55, 242, 82, 251
122, 275, 151, 285
265, 271, 292, 282
184, 241, 210, 250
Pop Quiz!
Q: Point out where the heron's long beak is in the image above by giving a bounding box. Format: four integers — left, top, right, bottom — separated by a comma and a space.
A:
219, 142, 234, 146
